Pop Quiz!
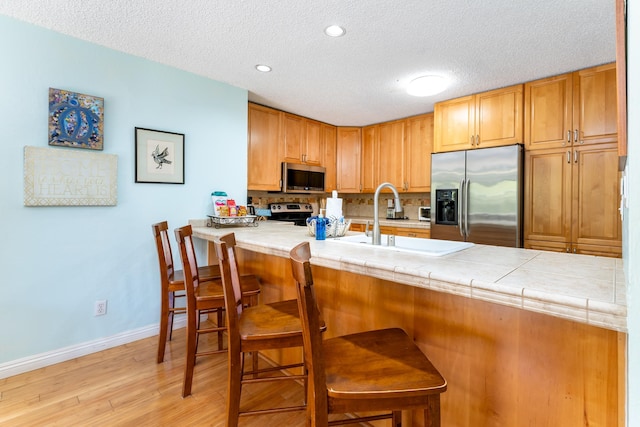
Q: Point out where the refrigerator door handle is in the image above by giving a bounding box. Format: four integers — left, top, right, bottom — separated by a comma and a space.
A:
465, 178, 470, 238
459, 179, 465, 237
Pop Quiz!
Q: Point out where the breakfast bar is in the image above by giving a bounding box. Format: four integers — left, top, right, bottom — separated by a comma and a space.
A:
192, 220, 626, 426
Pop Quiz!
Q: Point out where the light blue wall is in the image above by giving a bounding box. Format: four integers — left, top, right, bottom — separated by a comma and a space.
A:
0, 16, 248, 363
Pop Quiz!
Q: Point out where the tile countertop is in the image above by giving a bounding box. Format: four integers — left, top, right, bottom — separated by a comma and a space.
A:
191, 220, 627, 333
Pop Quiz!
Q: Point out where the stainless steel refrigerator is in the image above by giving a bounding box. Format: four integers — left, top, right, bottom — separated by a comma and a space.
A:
430, 144, 524, 247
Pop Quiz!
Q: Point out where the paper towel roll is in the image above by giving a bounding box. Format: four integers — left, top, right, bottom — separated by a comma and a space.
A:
326, 197, 343, 220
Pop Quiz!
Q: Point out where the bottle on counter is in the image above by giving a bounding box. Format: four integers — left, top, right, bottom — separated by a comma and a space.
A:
315, 210, 326, 241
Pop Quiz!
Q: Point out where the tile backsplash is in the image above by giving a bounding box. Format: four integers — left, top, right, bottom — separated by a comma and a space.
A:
248, 191, 430, 220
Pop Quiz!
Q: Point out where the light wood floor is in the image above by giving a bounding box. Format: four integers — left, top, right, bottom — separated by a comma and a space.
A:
0, 321, 311, 426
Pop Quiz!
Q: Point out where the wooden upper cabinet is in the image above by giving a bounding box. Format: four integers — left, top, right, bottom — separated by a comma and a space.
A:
475, 84, 523, 148
574, 63, 618, 146
336, 127, 362, 193
360, 125, 377, 193
405, 113, 433, 192
321, 124, 337, 192
524, 73, 573, 150
247, 103, 282, 191
377, 120, 405, 190
282, 113, 323, 165
434, 85, 523, 152
304, 119, 323, 165
361, 117, 429, 193
525, 63, 617, 151
434, 95, 474, 152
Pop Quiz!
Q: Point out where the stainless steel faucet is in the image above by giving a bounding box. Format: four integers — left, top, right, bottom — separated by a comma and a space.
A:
372, 182, 402, 245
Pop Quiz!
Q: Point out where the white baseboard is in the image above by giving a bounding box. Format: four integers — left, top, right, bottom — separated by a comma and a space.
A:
0, 316, 187, 379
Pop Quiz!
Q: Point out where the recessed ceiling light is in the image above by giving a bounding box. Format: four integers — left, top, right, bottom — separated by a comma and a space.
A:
407, 75, 448, 97
324, 25, 346, 37
255, 64, 272, 72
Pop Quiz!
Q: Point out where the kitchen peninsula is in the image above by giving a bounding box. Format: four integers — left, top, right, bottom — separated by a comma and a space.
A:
192, 220, 625, 426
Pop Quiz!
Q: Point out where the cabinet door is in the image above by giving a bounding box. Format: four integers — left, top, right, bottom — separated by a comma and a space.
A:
434, 95, 474, 152
475, 84, 523, 148
336, 127, 362, 193
282, 113, 304, 163
524, 74, 573, 150
396, 228, 430, 238
524, 148, 572, 249
361, 125, 377, 193
350, 223, 366, 232
572, 143, 621, 254
574, 63, 618, 146
377, 120, 405, 189
321, 124, 337, 192
247, 104, 282, 191
405, 113, 433, 192
304, 119, 323, 165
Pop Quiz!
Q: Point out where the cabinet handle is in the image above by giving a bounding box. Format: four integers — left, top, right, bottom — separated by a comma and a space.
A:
574, 150, 578, 163
565, 130, 570, 146
566, 150, 571, 163
470, 135, 474, 146
574, 129, 579, 144
475, 135, 479, 146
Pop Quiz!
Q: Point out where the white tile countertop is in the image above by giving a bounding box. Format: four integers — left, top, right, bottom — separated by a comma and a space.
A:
191, 220, 627, 332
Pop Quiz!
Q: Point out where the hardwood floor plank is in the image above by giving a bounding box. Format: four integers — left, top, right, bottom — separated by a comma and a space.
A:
0, 322, 315, 426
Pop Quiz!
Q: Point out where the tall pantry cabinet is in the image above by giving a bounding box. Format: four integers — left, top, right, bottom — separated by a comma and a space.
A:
523, 63, 622, 257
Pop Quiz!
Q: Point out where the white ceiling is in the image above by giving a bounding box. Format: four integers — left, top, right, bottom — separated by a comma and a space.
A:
0, 0, 616, 126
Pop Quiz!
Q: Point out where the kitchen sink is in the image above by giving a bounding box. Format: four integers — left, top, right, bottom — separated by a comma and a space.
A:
327, 233, 474, 257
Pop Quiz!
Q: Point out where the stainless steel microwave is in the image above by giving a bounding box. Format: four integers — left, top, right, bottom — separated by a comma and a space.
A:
282, 162, 326, 193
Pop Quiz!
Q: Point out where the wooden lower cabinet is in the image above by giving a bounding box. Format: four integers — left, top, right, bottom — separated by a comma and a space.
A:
524, 143, 622, 257
350, 223, 366, 232
349, 223, 430, 238
229, 248, 625, 427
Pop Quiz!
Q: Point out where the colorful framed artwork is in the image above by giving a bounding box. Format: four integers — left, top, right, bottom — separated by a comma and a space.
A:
49, 88, 104, 150
135, 127, 185, 184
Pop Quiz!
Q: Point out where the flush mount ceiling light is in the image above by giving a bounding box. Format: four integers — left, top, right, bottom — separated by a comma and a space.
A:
255, 64, 272, 72
407, 75, 447, 97
324, 25, 346, 37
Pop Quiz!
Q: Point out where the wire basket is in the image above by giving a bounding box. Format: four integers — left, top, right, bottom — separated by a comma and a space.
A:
307, 218, 351, 238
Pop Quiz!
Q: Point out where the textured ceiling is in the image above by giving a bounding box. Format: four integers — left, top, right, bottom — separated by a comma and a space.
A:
0, 0, 616, 126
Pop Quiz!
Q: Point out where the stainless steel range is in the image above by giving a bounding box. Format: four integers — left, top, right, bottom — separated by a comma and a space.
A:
269, 203, 313, 226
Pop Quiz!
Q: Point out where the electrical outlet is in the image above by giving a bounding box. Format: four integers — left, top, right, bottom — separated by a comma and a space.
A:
94, 300, 107, 316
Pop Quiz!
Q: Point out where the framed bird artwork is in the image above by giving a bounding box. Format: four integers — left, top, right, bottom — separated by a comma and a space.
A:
135, 127, 185, 184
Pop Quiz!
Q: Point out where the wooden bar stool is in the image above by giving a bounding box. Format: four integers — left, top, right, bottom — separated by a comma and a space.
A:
289, 241, 447, 427
214, 232, 326, 427
174, 225, 263, 398
152, 221, 260, 364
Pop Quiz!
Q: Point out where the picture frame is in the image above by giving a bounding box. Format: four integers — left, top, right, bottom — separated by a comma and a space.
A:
135, 127, 185, 184
49, 88, 104, 150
